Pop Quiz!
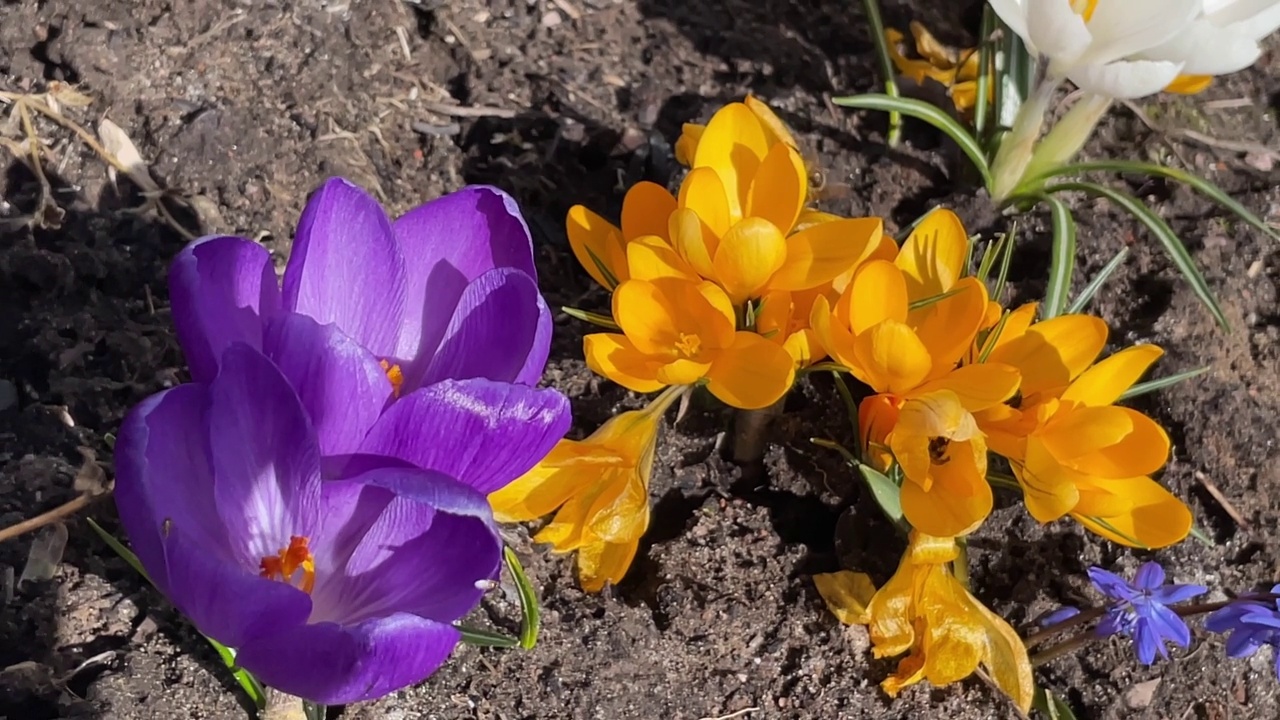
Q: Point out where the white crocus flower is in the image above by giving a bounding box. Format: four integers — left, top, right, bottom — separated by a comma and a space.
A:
1143, 0, 1280, 81
989, 0, 1202, 99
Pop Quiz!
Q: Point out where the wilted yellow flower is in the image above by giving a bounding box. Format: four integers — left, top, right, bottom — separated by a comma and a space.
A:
976, 314, 1190, 548
583, 277, 795, 410
489, 386, 686, 592
815, 532, 1034, 712
885, 22, 987, 113
812, 209, 1019, 535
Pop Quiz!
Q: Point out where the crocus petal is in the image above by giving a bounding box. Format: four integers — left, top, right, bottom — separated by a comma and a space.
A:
236, 614, 460, 705
1072, 476, 1191, 548
621, 181, 679, 241
583, 333, 666, 393
566, 205, 627, 289
705, 331, 796, 409
679, 167, 733, 238
1068, 407, 1170, 477
853, 320, 932, 395
1068, 59, 1186, 100
1143, 18, 1262, 75
895, 208, 968, 297
420, 268, 551, 387
262, 313, 392, 456
745, 142, 807, 234
1027, 0, 1092, 64
810, 295, 859, 371
281, 177, 408, 358
692, 102, 769, 220
1019, 437, 1082, 522
987, 0, 1030, 51
770, 218, 884, 292
577, 539, 640, 593
392, 186, 539, 365
669, 207, 719, 280
713, 217, 788, 304
613, 278, 684, 356
357, 378, 571, 495
900, 452, 993, 537
1061, 344, 1163, 407
626, 235, 700, 282
1081, 0, 1200, 67
914, 363, 1021, 411
487, 443, 590, 522
910, 276, 989, 371
847, 260, 908, 333
169, 235, 281, 382
988, 314, 1107, 398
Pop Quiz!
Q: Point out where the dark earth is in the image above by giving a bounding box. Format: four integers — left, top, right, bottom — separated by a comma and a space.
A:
1, 0, 1278, 718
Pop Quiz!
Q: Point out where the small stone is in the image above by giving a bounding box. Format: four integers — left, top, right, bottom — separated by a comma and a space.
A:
1124, 678, 1161, 709
541, 10, 562, 27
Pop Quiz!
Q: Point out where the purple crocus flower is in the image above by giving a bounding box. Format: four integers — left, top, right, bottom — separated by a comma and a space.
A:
115, 343, 503, 704
1089, 562, 1207, 665
168, 178, 568, 493
1205, 583, 1280, 679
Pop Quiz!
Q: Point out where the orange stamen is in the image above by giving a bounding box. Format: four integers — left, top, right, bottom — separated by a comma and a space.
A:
259, 535, 316, 594
379, 359, 405, 398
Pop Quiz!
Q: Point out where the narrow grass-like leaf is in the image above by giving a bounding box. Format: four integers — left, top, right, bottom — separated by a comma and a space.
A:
1067, 246, 1130, 314
833, 94, 993, 188
1030, 160, 1280, 242
811, 437, 859, 466
1189, 524, 1215, 547
973, 4, 996, 140
831, 372, 860, 451
303, 701, 327, 720
908, 287, 965, 311
992, 220, 1018, 302
860, 0, 903, 146
456, 625, 520, 648
1033, 687, 1080, 720
858, 465, 907, 530
976, 309, 1013, 363
1119, 366, 1210, 400
503, 546, 540, 650
1040, 194, 1076, 320
583, 246, 619, 290
87, 518, 267, 709
799, 361, 852, 375
975, 234, 1004, 284
1047, 181, 1228, 329
986, 471, 1022, 494
561, 306, 620, 330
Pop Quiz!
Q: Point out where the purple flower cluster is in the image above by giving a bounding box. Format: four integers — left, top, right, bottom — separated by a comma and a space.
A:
1207, 584, 1280, 678
114, 179, 571, 704
1088, 562, 1207, 665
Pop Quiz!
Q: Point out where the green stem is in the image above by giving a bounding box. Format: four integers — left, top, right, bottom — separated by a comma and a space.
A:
860, 0, 902, 147
990, 78, 1059, 200
1018, 92, 1112, 193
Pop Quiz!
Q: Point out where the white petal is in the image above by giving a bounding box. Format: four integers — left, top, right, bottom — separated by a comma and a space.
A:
989, 0, 1033, 50
1069, 59, 1186, 99
1225, 3, 1280, 41
1027, 0, 1092, 64
1207, 0, 1280, 26
1083, 0, 1201, 66
1143, 19, 1263, 74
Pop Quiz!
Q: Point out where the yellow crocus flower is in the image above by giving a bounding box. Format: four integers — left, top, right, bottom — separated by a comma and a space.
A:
489, 385, 686, 592
814, 532, 1034, 712
977, 314, 1190, 547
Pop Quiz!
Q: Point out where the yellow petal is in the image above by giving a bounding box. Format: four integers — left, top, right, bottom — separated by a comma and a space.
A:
585, 472, 650, 544
1072, 476, 1191, 548
900, 438, 992, 536
814, 571, 877, 625
972, 301, 1038, 361
746, 142, 807, 233
1164, 74, 1212, 95
674, 123, 705, 167
566, 205, 627, 289
656, 357, 712, 385
771, 217, 885, 292
679, 167, 733, 238
577, 538, 640, 593
847, 260, 908, 334
692, 102, 769, 221
1060, 344, 1163, 408
488, 442, 591, 522
810, 295, 860, 371
755, 290, 793, 340
858, 394, 900, 469
744, 94, 799, 151
613, 279, 682, 355
1039, 405, 1136, 462
1018, 437, 1082, 522
987, 314, 1108, 399
583, 333, 666, 393
914, 363, 1021, 411
911, 276, 989, 376
895, 208, 969, 297
783, 328, 824, 367
713, 217, 788, 304
1067, 408, 1170, 478
854, 320, 932, 395
967, 590, 1035, 713
669, 206, 719, 280
626, 235, 700, 282
695, 281, 739, 347
621, 181, 678, 241
705, 331, 796, 409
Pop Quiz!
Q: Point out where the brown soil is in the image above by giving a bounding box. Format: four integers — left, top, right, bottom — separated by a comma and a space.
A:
1, 1, 1278, 719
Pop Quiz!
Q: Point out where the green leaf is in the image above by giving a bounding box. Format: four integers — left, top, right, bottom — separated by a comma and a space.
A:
1040, 195, 1076, 320
87, 519, 267, 710
908, 287, 965, 311
1066, 247, 1130, 314
975, 233, 1005, 284
992, 220, 1018, 303
1046, 181, 1228, 330
1033, 687, 1080, 720
859, 0, 903, 146
1189, 524, 1215, 547
303, 701, 327, 720
830, 372, 860, 451
561, 306, 620, 330
1030, 160, 1280, 243
455, 625, 521, 648
583, 245, 619, 290
504, 546, 541, 650
986, 471, 1022, 494
832, 94, 993, 188
857, 464, 906, 530
975, 307, 1013, 363
1119, 366, 1210, 400
973, 4, 996, 141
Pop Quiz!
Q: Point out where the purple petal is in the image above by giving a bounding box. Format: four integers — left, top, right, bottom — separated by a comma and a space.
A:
1088, 567, 1137, 602
1149, 603, 1193, 648
1224, 627, 1266, 658
1207, 603, 1259, 632
235, 613, 460, 705
1038, 606, 1081, 627
208, 344, 323, 568
1239, 608, 1280, 630
1096, 608, 1130, 638
418, 268, 550, 387
281, 178, 408, 359
393, 186, 538, 366
1152, 583, 1208, 605
262, 313, 393, 456
1133, 620, 1162, 664
1134, 562, 1167, 590
310, 470, 500, 625
358, 378, 571, 494
169, 236, 280, 382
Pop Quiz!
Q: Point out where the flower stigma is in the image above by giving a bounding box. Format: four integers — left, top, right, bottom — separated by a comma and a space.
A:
260, 535, 316, 594
674, 332, 702, 359
379, 359, 405, 398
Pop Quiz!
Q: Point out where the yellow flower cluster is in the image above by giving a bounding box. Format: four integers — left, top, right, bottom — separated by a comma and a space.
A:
567, 96, 889, 411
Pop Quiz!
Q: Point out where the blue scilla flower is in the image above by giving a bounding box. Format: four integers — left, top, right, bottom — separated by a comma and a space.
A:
1089, 562, 1208, 665
1205, 583, 1280, 679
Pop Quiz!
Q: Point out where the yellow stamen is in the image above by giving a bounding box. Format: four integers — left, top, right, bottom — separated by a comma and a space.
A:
1071, 0, 1099, 22
674, 332, 702, 359
379, 359, 405, 398
1164, 74, 1213, 95
260, 536, 316, 594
